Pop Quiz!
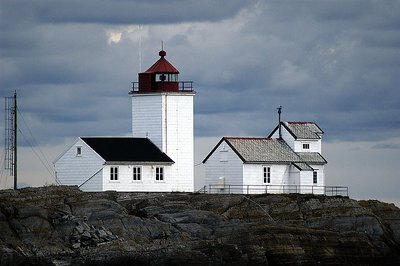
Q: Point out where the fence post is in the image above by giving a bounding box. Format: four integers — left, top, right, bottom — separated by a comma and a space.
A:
247, 185, 249, 194
228, 185, 231, 194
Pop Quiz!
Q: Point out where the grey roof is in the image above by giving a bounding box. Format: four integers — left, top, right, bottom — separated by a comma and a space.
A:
292, 162, 313, 171
268, 122, 324, 139
285, 122, 323, 139
203, 137, 327, 169
297, 152, 327, 164
225, 137, 301, 163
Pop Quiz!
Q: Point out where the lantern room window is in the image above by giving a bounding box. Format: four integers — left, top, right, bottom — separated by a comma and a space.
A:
156, 73, 178, 82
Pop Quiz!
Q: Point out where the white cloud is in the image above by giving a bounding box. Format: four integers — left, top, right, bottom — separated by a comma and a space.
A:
107, 31, 122, 45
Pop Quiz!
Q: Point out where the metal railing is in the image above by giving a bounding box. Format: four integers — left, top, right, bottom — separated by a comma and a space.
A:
130, 81, 193, 93
200, 184, 348, 197
178, 81, 193, 91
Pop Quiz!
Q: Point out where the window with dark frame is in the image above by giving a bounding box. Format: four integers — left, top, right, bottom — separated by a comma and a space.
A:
133, 167, 141, 181
110, 166, 118, 181
156, 167, 164, 181
263, 166, 271, 184
156, 73, 178, 82
313, 171, 317, 184
303, 143, 310, 149
76, 147, 82, 156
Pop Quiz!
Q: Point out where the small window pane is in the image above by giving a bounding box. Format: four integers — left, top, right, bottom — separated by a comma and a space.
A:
110, 167, 118, 181
263, 167, 271, 184
133, 167, 141, 181
156, 167, 164, 181
313, 171, 317, 184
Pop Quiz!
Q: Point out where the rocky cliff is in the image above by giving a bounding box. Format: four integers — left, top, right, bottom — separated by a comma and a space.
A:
0, 186, 399, 265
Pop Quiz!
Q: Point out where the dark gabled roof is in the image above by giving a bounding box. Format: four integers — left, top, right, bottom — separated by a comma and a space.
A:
203, 137, 304, 164
268, 121, 324, 139
81, 137, 174, 163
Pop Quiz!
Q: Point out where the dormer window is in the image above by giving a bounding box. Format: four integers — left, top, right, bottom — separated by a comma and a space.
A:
303, 143, 310, 150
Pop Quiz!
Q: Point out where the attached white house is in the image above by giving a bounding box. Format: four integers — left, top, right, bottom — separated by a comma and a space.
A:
54, 137, 177, 192
203, 122, 327, 194
268, 121, 327, 184
54, 49, 196, 192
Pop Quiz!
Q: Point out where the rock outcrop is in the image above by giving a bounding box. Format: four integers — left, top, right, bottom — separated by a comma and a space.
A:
0, 186, 399, 265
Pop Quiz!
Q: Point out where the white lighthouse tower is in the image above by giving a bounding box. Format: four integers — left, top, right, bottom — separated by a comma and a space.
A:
130, 49, 195, 192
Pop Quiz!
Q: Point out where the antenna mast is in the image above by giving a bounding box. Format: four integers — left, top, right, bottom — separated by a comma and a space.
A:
277, 105, 282, 139
138, 24, 143, 72
4, 92, 17, 189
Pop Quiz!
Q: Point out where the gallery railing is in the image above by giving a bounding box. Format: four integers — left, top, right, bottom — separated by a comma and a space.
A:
130, 81, 193, 93
198, 184, 348, 197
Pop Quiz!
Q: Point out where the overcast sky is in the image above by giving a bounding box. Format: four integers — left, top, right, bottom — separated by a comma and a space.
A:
1, 0, 399, 205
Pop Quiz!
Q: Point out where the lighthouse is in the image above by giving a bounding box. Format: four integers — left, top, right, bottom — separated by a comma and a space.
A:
130, 49, 195, 192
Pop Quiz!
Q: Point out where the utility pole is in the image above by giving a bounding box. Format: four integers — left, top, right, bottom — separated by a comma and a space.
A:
4, 91, 17, 189
13, 92, 17, 189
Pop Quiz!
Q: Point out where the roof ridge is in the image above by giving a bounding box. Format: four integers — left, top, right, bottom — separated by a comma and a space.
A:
224, 137, 273, 140
287, 121, 316, 124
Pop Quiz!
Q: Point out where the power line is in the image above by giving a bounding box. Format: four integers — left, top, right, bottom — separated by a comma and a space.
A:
17, 108, 55, 180
0, 151, 8, 188
18, 128, 55, 179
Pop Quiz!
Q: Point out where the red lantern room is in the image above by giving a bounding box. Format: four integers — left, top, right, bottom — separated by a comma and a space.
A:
130, 50, 193, 93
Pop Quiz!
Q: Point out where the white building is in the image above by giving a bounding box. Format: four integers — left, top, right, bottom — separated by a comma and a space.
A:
54, 50, 196, 192
203, 121, 327, 194
54, 137, 174, 191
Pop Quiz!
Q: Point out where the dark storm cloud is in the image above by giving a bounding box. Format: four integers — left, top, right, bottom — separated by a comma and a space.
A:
0, 0, 250, 25
1, 0, 400, 145
1, 0, 399, 205
187, 1, 400, 141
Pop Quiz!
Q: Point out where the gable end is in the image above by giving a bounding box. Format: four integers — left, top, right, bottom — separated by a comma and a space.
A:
202, 137, 246, 164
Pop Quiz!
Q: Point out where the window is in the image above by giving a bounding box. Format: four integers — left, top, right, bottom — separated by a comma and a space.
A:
303, 143, 310, 150
156, 167, 164, 181
156, 73, 178, 82
313, 171, 317, 184
263, 166, 271, 184
156, 73, 167, 81
133, 167, 141, 181
76, 146, 82, 156
110, 167, 118, 181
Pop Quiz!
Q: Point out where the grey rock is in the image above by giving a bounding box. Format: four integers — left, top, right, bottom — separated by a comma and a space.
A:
0, 186, 399, 266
